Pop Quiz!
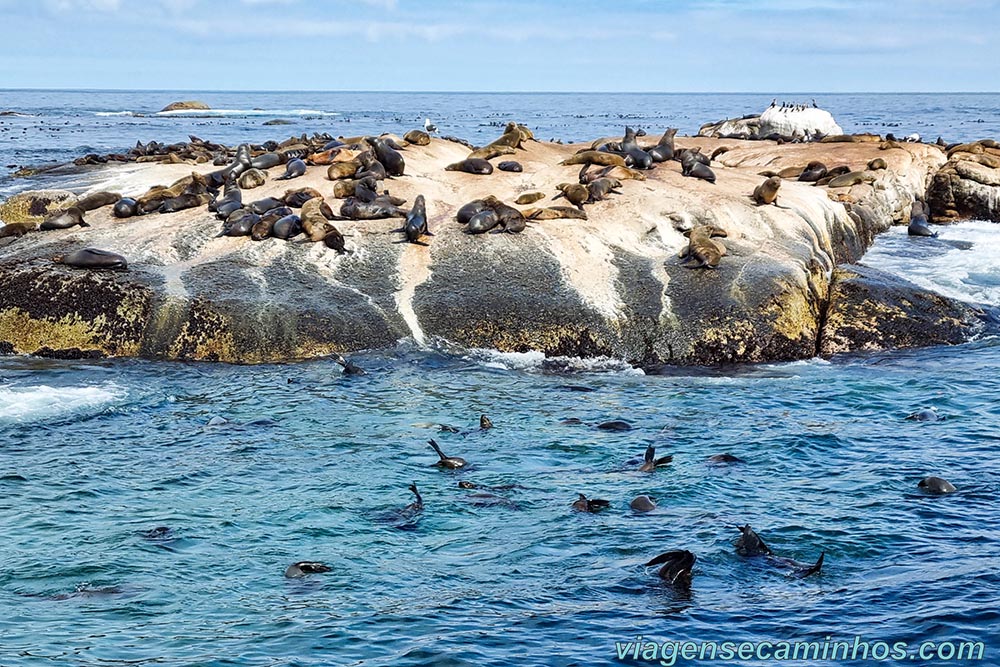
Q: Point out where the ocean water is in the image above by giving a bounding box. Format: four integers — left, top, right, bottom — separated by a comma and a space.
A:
1, 92, 999, 665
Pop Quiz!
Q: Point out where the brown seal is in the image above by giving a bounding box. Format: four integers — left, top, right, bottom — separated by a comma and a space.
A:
445, 158, 494, 175
300, 198, 337, 241
679, 224, 728, 268
403, 129, 431, 146
75, 191, 121, 211
867, 157, 887, 171
515, 192, 545, 205
752, 176, 782, 205
560, 151, 626, 168
0, 222, 34, 240
326, 161, 360, 180
237, 168, 267, 189
40, 207, 88, 230
553, 183, 589, 210
523, 206, 588, 220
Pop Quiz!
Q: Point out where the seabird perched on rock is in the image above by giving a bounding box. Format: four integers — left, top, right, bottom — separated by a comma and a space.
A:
424, 118, 437, 133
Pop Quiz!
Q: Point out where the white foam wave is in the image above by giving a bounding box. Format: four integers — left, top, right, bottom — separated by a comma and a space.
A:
95, 110, 143, 117
153, 108, 339, 117
463, 348, 643, 375
863, 222, 1000, 306
0, 383, 125, 423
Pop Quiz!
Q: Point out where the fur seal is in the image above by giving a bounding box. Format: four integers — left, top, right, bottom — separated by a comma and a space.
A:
708, 453, 744, 463
370, 137, 405, 176
867, 157, 887, 171
497, 161, 522, 172
560, 151, 626, 168
468, 122, 523, 160
284, 561, 332, 578
572, 493, 610, 513
52, 247, 127, 270
735, 524, 824, 578
326, 161, 360, 181
158, 193, 210, 214
681, 153, 716, 183
523, 206, 588, 221
515, 192, 545, 205
456, 199, 488, 224
621, 126, 653, 169
908, 201, 936, 237
272, 214, 302, 240
250, 216, 275, 241
238, 168, 267, 189
276, 158, 307, 180
403, 129, 431, 146
586, 177, 622, 203
300, 198, 336, 242
40, 207, 88, 230
645, 550, 696, 585
554, 183, 589, 210
679, 224, 728, 268
340, 197, 408, 220
445, 158, 493, 175
638, 445, 673, 472
333, 354, 364, 374
597, 420, 631, 431
465, 209, 500, 234
798, 161, 828, 182
428, 439, 466, 468
0, 222, 33, 240
826, 171, 874, 188
906, 407, 940, 421
482, 195, 526, 233
393, 194, 432, 245
479, 414, 494, 430
646, 128, 677, 163
212, 175, 243, 219
249, 197, 285, 215
323, 225, 348, 253
918, 476, 956, 494
76, 191, 121, 211
630, 495, 657, 512
752, 176, 782, 206
219, 209, 260, 238
283, 188, 324, 208
113, 197, 138, 218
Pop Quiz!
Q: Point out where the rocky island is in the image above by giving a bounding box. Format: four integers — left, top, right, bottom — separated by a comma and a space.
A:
0, 116, 997, 365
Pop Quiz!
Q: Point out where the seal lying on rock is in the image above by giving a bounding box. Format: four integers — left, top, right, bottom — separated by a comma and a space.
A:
523, 206, 588, 221
681, 151, 716, 183
445, 158, 493, 175
40, 207, 88, 230
646, 127, 677, 163
679, 224, 728, 268
403, 129, 430, 145
798, 161, 828, 182
52, 248, 128, 271
392, 194, 432, 245
76, 191, 121, 211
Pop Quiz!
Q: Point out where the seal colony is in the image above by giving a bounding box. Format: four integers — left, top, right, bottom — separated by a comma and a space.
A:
0, 108, 993, 365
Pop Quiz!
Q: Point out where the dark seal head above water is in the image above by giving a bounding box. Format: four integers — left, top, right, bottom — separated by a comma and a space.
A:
284, 561, 332, 578
572, 493, 610, 513
638, 445, 673, 472
918, 476, 956, 494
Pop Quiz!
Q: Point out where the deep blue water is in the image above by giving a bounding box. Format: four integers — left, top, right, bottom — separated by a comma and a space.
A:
1, 91, 999, 665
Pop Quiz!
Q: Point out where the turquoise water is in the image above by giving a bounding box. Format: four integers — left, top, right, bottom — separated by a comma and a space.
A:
1, 90, 999, 664
1, 336, 998, 665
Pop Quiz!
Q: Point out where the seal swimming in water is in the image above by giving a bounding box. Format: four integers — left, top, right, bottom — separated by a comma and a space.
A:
906, 407, 940, 421
52, 248, 128, 271
332, 354, 365, 375
428, 439, 466, 469
40, 207, 88, 230
630, 495, 657, 512
708, 453, 744, 463
479, 414, 493, 430
645, 550, 696, 585
284, 561, 332, 578
597, 419, 632, 431
638, 445, 673, 472
752, 176, 782, 206
734, 524, 824, 578
445, 158, 493, 175
572, 493, 610, 513
381, 482, 424, 529
918, 476, 956, 494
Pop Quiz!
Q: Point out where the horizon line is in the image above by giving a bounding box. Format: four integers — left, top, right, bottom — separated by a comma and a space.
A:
3, 88, 1000, 95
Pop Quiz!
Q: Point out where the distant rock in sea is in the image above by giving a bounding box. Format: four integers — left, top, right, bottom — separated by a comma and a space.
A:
159, 101, 210, 113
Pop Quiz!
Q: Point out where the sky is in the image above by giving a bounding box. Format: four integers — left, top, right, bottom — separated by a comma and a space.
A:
0, 0, 997, 92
